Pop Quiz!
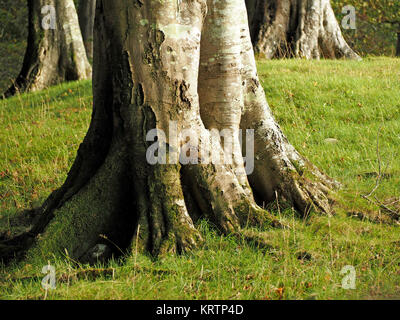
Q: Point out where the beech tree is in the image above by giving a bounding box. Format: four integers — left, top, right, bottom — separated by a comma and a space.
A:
78, 0, 96, 60
1, 0, 338, 264
245, 0, 361, 59
3, 0, 91, 98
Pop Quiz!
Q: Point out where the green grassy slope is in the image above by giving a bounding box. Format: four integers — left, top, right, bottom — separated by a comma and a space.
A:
0, 58, 399, 300
260, 57, 400, 218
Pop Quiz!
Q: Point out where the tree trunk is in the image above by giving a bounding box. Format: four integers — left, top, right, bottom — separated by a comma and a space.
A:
245, 0, 361, 60
3, 0, 91, 98
78, 0, 96, 61
1, 0, 338, 264
396, 30, 400, 57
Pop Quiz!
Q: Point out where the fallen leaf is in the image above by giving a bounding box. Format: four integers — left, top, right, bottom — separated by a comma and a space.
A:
275, 287, 284, 299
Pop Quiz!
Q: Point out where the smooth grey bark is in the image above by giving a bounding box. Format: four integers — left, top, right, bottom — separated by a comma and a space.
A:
1, 0, 337, 264
78, 0, 96, 60
3, 0, 91, 98
245, 0, 361, 60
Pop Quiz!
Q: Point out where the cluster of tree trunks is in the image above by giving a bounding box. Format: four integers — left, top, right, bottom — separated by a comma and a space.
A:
245, 0, 361, 59
3, 0, 361, 99
1, 0, 338, 264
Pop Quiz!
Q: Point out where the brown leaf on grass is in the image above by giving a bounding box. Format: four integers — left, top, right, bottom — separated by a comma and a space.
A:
275, 287, 284, 300
324, 274, 331, 281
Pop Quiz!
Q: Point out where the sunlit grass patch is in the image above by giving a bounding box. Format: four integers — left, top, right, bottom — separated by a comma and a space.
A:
1, 58, 399, 300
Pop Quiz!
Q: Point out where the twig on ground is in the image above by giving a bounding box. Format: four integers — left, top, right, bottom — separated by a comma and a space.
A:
361, 125, 399, 219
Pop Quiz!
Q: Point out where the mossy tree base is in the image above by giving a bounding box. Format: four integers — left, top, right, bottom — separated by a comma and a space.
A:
0, 0, 337, 265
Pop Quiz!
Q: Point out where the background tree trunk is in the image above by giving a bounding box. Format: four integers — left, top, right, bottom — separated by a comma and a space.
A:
1, 0, 336, 264
3, 0, 91, 98
245, 0, 361, 60
78, 0, 96, 61
396, 30, 400, 57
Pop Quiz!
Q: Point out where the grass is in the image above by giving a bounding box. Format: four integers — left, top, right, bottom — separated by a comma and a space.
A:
0, 57, 399, 300
259, 57, 400, 220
